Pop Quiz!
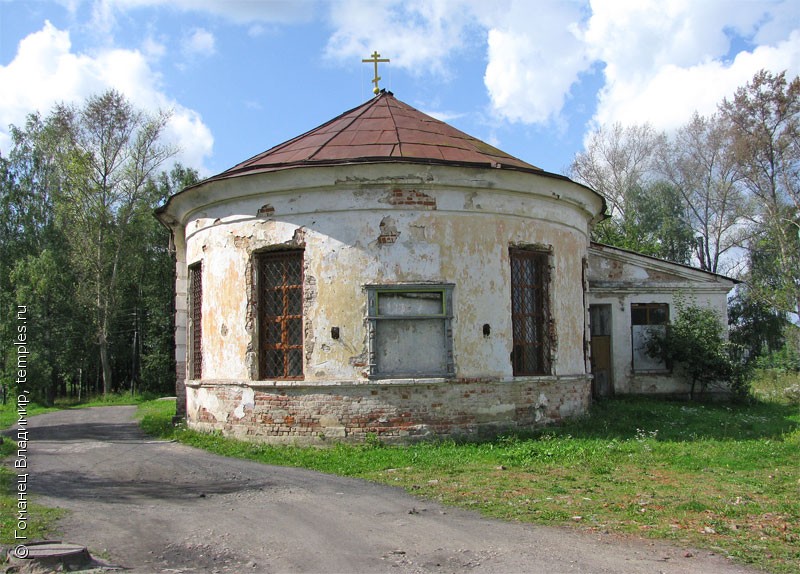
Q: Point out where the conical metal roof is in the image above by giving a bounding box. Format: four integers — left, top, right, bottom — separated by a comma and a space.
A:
207, 90, 543, 182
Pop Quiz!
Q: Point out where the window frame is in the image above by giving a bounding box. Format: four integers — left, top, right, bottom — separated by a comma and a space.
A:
509, 248, 552, 376
254, 249, 305, 381
630, 302, 670, 372
188, 262, 203, 380
366, 284, 455, 379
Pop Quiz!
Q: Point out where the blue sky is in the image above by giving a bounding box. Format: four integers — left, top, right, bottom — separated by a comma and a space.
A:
1, 0, 799, 178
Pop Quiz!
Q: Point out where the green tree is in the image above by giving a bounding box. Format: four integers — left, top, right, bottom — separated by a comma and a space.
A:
728, 284, 788, 365
0, 91, 183, 400
591, 180, 695, 264
645, 302, 745, 400
51, 90, 176, 395
719, 69, 800, 316
113, 164, 199, 394
658, 112, 749, 273
570, 122, 663, 220
0, 112, 71, 402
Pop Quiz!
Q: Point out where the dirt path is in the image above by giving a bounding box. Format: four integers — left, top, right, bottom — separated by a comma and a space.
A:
11, 406, 760, 573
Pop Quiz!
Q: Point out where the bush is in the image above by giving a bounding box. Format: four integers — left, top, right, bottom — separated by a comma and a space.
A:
645, 302, 750, 400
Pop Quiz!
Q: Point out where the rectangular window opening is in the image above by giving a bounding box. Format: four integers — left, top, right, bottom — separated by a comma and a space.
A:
631, 302, 669, 372
256, 250, 304, 380
188, 262, 203, 379
510, 248, 551, 376
367, 285, 454, 378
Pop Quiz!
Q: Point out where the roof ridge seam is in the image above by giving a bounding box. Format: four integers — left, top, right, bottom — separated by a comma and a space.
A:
383, 96, 403, 158
306, 94, 382, 162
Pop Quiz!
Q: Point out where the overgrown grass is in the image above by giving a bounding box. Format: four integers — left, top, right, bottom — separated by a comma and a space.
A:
751, 369, 800, 405
140, 396, 800, 574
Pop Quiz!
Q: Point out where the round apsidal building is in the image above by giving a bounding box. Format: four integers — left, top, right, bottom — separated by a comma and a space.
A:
156, 91, 605, 444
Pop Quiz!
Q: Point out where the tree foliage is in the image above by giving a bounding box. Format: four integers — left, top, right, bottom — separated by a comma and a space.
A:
645, 302, 746, 400
720, 70, 800, 317
658, 112, 748, 273
574, 69, 800, 366
0, 91, 197, 402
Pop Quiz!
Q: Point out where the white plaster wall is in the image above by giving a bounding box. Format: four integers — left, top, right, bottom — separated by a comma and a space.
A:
588, 291, 729, 394
177, 164, 599, 384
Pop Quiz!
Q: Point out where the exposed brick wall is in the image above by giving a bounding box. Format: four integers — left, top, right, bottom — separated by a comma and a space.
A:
388, 188, 437, 209
186, 377, 590, 444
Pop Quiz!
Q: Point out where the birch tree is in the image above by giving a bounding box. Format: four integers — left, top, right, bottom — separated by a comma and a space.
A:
658, 112, 748, 274
53, 90, 176, 395
720, 70, 800, 315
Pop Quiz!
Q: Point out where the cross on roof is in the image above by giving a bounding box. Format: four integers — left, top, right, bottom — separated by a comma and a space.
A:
362, 51, 390, 94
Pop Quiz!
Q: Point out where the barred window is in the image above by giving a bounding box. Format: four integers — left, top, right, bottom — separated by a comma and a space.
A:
510, 248, 551, 376
256, 250, 304, 379
188, 262, 202, 379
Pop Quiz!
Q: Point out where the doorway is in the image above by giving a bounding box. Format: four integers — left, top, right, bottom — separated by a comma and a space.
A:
589, 304, 613, 398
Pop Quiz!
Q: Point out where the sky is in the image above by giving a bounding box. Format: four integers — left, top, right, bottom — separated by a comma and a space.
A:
1, 0, 800, 179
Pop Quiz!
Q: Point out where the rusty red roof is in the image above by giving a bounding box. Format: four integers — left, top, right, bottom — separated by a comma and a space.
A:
207, 91, 543, 182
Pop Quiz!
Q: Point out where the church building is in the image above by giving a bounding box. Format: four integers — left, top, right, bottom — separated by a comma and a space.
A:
156, 86, 735, 444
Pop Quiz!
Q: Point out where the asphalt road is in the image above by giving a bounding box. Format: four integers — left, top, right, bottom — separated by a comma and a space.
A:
10, 406, 760, 573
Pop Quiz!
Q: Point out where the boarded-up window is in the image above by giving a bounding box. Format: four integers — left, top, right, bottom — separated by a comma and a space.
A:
256, 250, 304, 379
510, 248, 551, 376
631, 302, 669, 371
367, 285, 454, 378
188, 262, 202, 379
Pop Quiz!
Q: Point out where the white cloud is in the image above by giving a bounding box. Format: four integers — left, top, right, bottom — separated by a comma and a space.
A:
323, 0, 800, 137
92, 0, 313, 25
481, 1, 590, 125
0, 21, 214, 174
183, 28, 216, 58
142, 36, 167, 60
583, 0, 800, 131
324, 0, 478, 76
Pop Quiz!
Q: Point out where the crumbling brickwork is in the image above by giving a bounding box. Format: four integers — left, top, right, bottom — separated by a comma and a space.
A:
186, 377, 590, 444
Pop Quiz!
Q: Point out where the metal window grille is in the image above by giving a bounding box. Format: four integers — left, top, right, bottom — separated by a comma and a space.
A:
189, 263, 202, 379
510, 249, 551, 375
256, 250, 304, 379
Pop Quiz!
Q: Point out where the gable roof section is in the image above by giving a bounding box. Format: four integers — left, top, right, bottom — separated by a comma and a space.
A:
588, 242, 739, 292
205, 90, 544, 183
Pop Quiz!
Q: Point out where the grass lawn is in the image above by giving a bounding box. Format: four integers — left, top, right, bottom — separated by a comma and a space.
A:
1, 382, 797, 573
139, 391, 800, 574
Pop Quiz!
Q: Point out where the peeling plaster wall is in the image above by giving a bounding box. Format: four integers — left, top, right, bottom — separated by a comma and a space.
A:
587, 245, 735, 396
168, 163, 602, 442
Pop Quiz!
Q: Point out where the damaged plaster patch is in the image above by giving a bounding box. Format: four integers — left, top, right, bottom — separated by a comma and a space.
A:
233, 235, 252, 249
378, 216, 400, 244
304, 274, 317, 365
233, 387, 255, 419
257, 204, 275, 217
409, 224, 428, 241
534, 392, 549, 422
291, 227, 306, 246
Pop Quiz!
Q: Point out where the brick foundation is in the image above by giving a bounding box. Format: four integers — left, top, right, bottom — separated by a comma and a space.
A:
185, 377, 590, 445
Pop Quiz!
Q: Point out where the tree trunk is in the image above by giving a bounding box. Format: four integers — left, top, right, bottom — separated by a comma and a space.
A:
99, 330, 112, 396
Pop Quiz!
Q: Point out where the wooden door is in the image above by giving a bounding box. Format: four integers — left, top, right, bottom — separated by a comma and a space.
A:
589, 305, 613, 397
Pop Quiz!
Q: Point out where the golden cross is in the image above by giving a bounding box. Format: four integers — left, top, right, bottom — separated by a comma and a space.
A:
362, 51, 390, 94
